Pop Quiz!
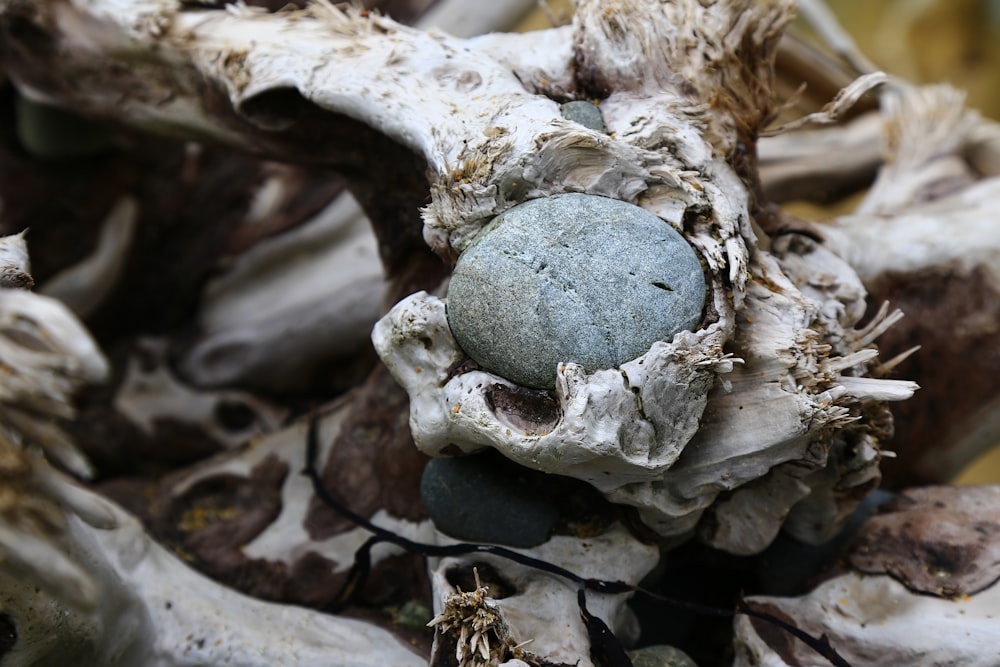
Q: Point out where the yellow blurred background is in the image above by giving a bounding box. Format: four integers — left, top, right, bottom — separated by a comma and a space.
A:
824, 0, 1000, 120
520, 0, 1000, 120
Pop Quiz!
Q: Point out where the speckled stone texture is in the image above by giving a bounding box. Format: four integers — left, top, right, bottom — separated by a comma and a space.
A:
446, 193, 706, 388
559, 100, 607, 133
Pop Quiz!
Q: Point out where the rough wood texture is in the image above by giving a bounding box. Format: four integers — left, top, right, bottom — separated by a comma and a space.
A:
428, 526, 659, 667
848, 486, 1000, 597
809, 85, 1000, 487
735, 486, 1000, 666
0, 0, 997, 665
371, 0, 914, 553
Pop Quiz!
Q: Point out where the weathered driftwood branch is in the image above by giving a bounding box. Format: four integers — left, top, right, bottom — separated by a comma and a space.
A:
0, 234, 430, 666
0, 233, 107, 479
1, 0, 922, 548
2, 0, 753, 271
735, 486, 1000, 666
2, 0, 999, 665
176, 191, 386, 392
0, 446, 429, 667
37, 196, 138, 320
757, 112, 883, 203
801, 84, 1000, 487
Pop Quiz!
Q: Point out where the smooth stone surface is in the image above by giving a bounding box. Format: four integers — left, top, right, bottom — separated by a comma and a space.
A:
446, 194, 706, 388
391, 599, 433, 630
627, 645, 699, 667
420, 454, 559, 548
560, 100, 607, 133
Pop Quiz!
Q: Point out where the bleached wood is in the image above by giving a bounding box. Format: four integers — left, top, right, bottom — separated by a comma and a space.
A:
113, 338, 286, 450
428, 525, 659, 667
374, 232, 917, 546
0, 0, 911, 553
0, 2, 961, 665
0, 460, 428, 667
0, 257, 108, 477
39, 196, 138, 319
177, 192, 386, 391
0, 0, 784, 302
0, 230, 32, 288
757, 112, 883, 202
735, 572, 1000, 666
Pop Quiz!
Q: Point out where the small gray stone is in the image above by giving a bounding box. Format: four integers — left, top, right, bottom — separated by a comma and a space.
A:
446, 194, 706, 388
391, 599, 433, 630
420, 454, 559, 548
627, 645, 699, 667
560, 100, 607, 133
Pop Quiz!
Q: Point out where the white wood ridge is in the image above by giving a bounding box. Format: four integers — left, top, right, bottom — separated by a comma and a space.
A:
16, 0, 1000, 665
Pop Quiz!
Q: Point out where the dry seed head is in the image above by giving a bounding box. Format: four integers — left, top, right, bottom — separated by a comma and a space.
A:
428, 567, 530, 667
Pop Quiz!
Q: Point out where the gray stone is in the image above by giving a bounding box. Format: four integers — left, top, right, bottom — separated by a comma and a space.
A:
420, 454, 559, 548
391, 599, 433, 630
627, 645, 699, 667
446, 193, 706, 388
498, 168, 532, 200
560, 100, 607, 133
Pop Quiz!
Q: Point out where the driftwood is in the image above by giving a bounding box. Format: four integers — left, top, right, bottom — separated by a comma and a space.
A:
735, 486, 1000, 666
0, 0, 998, 666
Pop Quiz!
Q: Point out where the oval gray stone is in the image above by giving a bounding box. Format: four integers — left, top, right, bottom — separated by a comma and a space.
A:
446, 193, 706, 389
627, 645, 699, 667
560, 100, 607, 133
420, 454, 559, 548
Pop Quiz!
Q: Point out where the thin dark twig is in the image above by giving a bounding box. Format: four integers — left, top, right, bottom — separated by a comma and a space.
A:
303, 415, 628, 593
303, 415, 852, 667
578, 589, 634, 667
736, 598, 853, 667
328, 534, 377, 611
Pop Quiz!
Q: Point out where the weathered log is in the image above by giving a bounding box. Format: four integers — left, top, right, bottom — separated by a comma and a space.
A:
735, 485, 1000, 666
2, 0, 998, 666
802, 85, 1000, 487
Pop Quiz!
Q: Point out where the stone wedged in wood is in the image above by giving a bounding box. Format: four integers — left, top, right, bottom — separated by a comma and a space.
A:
420, 454, 560, 547
363, 0, 915, 554
445, 193, 706, 389
375, 233, 915, 549
2, 1, 980, 665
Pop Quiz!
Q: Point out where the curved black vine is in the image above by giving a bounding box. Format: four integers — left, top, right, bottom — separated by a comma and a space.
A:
302, 415, 852, 667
